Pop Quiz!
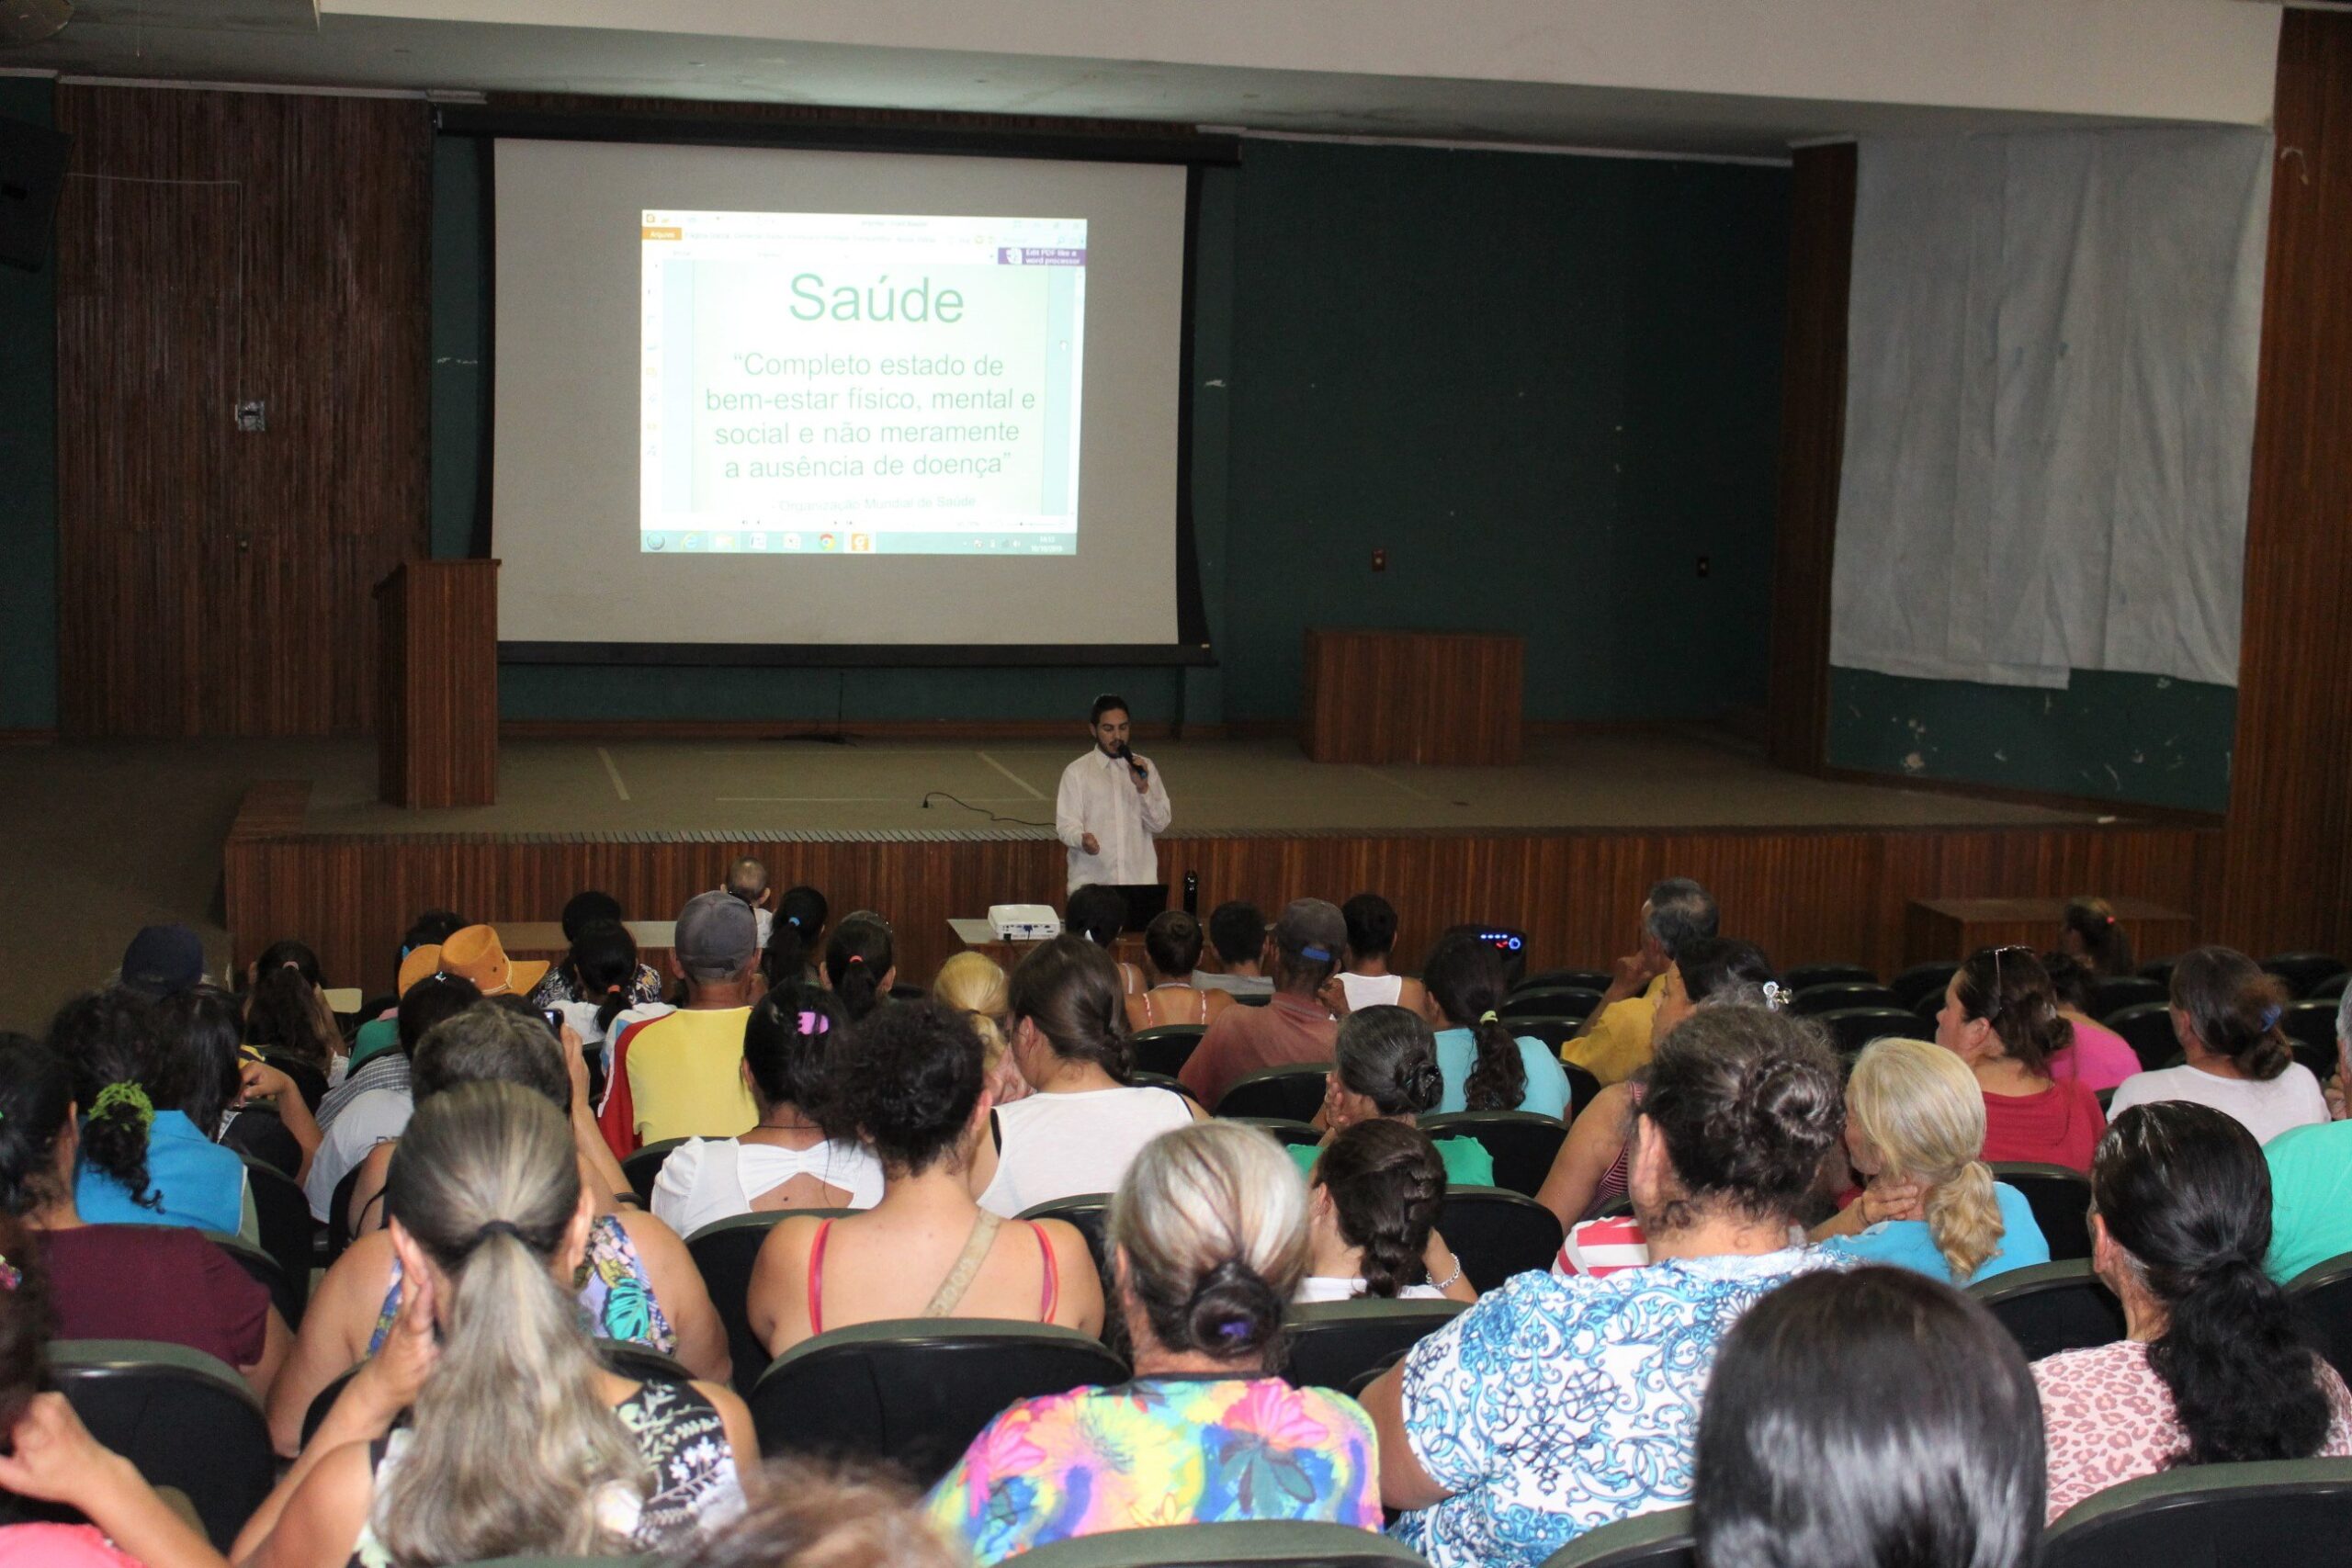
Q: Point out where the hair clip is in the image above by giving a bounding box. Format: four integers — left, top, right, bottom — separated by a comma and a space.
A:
0, 1256, 19, 1292
1300, 942, 1333, 963
91, 1081, 153, 1133
797, 1010, 831, 1036
2262, 1005, 2284, 1032
1477, 1010, 1499, 1025
1761, 980, 1786, 1011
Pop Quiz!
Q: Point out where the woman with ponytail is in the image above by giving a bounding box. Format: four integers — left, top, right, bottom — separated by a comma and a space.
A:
53, 988, 249, 1235
932, 1122, 1380, 1562
2034, 1100, 2352, 1519
1813, 1037, 2048, 1285
1936, 947, 2106, 1171
822, 915, 897, 1023
2058, 895, 2136, 978
1421, 929, 1571, 1118
761, 885, 831, 990
236, 1081, 752, 1567
242, 940, 344, 1077
1300, 1119, 1470, 1303
2107, 945, 2327, 1145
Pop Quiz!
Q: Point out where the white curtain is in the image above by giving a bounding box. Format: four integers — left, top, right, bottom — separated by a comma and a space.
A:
1829, 128, 2272, 689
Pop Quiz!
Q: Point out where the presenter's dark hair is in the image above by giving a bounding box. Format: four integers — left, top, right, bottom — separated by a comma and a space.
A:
1144, 910, 1204, 981
2094, 1100, 2332, 1466
824, 916, 895, 1023
763, 886, 831, 990
1695, 1266, 2042, 1568
1090, 694, 1130, 725
1009, 935, 1133, 1082
1207, 901, 1266, 968
828, 998, 985, 1176
1341, 894, 1400, 962
1332, 1005, 1443, 1116
1066, 884, 1127, 949
1422, 930, 1526, 1112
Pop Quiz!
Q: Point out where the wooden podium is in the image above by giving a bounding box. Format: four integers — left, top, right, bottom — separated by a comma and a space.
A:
1300, 627, 1524, 764
376, 559, 500, 807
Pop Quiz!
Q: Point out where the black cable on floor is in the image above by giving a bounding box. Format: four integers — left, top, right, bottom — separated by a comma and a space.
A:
920, 791, 1054, 829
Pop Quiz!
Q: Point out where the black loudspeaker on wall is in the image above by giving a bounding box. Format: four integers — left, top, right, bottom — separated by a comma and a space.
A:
0, 114, 70, 273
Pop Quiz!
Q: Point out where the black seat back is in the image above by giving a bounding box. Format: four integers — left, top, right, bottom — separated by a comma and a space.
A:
1421, 1111, 1568, 1197
219, 1107, 302, 1180
1501, 987, 1603, 1023
1280, 1298, 1466, 1394
1535, 1506, 1697, 1568
1019, 1194, 1114, 1300
1970, 1259, 2125, 1360
1563, 1063, 1601, 1123
2265, 953, 2351, 999
1507, 1015, 1582, 1053
1227, 1116, 1326, 1150
259, 1052, 329, 1113
1792, 981, 1903, 1016
750, 1318, 1127, 1487
1515, 968, 1611, 996
2288, 1252, 2352, 1387
684, 1208, 856, 1398
2280, 1000, 2343, 1076
1782, 963, 1879, 991
2086, 976, 2166, 1019
2104, 1001, 2181, 1070
1817, 1007, 1935, 1056
325, 1159, 364, 1262
1988, 1162, 2094, 1262
200, 1227, 302, 1330
2042, 1457, 2352, 1568
1435, 1187, 1564, 1291
1216, 1065, 1331, 1122
622, 1136, 688, 1205
236, 1154, 317, 1318
49, 1339, 277, 1550
1132, 1024, 1207, 1077
1889, 961, 1960, 1011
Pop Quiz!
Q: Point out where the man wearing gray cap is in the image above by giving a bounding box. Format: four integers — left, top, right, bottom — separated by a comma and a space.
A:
595, 890, 762, 1154
1178, 898, 1347, 1110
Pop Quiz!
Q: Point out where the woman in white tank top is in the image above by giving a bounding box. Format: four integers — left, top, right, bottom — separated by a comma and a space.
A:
972, 935, 1204, 1217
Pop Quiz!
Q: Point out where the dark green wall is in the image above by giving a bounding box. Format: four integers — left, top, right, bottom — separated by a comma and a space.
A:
0, 78, 57, 731
1827, 665, 2235, 812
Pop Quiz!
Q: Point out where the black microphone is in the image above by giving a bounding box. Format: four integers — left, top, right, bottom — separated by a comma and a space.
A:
1117, 741, 1147, 778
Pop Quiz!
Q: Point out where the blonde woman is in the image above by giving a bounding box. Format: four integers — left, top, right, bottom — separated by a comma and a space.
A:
933, 951, 1031, 1107
235, 1082, 752, 1567
1812, 1036, 2052, 1286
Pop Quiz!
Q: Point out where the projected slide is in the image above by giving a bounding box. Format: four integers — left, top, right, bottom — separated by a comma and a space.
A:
639, 209, 1086, 557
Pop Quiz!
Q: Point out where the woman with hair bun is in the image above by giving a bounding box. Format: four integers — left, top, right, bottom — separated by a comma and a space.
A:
1812, 1037, 2048, 1285
1307, 1005, 1492, 1187
2105, 946, 2326, 1145
1935, 947, 2105, 1171
2035, 1101, 2352, 1519
930, 1121, 1380, 1562
1299, 1120, 1469, 1303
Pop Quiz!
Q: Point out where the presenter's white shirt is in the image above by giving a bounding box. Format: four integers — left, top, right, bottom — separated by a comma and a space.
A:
1056, 747, 1171, 892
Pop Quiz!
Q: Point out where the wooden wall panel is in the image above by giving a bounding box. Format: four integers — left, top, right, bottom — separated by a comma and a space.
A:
1300, 629, 1523, 764
2217, 9, 2352, 956
1764, 143, 1855, 775
227, 784, 2220, 999
54, 87, 432, 738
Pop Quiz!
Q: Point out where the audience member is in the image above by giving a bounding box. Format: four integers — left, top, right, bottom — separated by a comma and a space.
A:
975, 937, 1202, 1215
654, 985, 883, 1238
236, 1082, 752, 1565
1180, 899, 1347, 1108
2057, 895, 2136, 978
1299, 1120, 1470, 1303
1303, 1004, 1493, 1186
933, 951, 1031, 1107
53, 988, 244, 1234
526, 891, 665, 1010
2106, 945, 2326, 1145
1565, 877, 1721, 1085
1420, 929, 1573, 1117
2039, 951, 2145, 1091
0, 1208, 232, 1568
1536, 938, 1773, 1233
545, 919, 663, 1065
724, 855, 775, 947
2034, 1101, 2352, 1519
762, 885, 831, 991
303, 973, 478, 1225
822, 914, 898, 1023
1935, 947, 2104, 1170
1125, 908, 1233, 1029
274, 1001, 728, 1455
242, 939, 344, 1077
116, 921, 208, 1001
679, 1459, 964, 1568
931, 1122, 1379, 1560
0, 1034, 288, 1398
598, 892, 763, 1155
1695, 1267, 2043, 1568
1192, 899, 1273, 997
157, 981, 324, 1194
435, 923, 550, 1000
2260, 985, 2352, 1282
1363, 1005, 1846, 1568
1067, 883, 1148, 995
1335, 893, 1430, 1016
343, 911, 465, 1075
747, 998, 1102, 1356
1812, 1037, 2048, 1285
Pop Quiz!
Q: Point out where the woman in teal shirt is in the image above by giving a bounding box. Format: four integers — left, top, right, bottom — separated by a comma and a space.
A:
1423, 931, 1574, 1120
1295, 1005, 1496, 1186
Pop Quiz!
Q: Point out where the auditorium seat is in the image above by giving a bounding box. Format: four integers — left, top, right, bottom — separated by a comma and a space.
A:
2264, 953, 2350, 999
1227, 1116, 1326, 1150
2041, 1457, 2352, 1568
220, 1106, 303, 1182
1434, 1187, 1564, 1291
1781, 962, 1879, 991
201, 1227, 303, 1330
50, 1338, 277, 1550
1987, 1162, 2094, 1261
1280, 1297, 1466, 1395
325, 1162, 365, 1262
1563, 1063, 1601, 1124
1970, 1259, 2124, 1360
1130, 1069, 1204, 1107
1502, 987, 1603, 1023
236, 1154, 317, 1313
749, 1318, 1126, 1487
1216, 1065, 1331, 1122
2279, 1000, 2342, 1077
259, 1052, 329, 1114
683, 1208, 858, 1398
622, 1136, 688, 1205
1514, 968, 1611, 996
2287, 1251, 2352, 1386
1132, 1023, 1207, 1076
1790, 981, 1902, 1016
1508, 1016, 1583, 1053
1535, 1506, 1695, 1568
1011, 1520, 1434, 1568
2311, 971, 2352, 1003
2102, 1001, 2181, 1071
2137, 956, 2179, 988
2086, 976, 2165, 1019
1018, 1193, 1113, 1298
1889, 961, 1960, 1011
1815, 1007, 1935, 1057
1421, 1111, 1568, 1197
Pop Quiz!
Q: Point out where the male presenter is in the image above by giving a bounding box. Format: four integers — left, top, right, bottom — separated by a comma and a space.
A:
1056, 694, 1171, 893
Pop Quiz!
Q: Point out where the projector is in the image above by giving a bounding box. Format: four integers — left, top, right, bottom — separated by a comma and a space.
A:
989, 904, 1061, 942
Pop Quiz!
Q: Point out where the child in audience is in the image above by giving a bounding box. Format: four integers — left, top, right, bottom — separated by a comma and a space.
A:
2035, 1100, 2352, 1519
1334, 893, 1431, 1017
1421, 930, 1573, 1118
930, 1122, 1380, 1561
1066, 884, 1147, 995
1934, 948, 2105, 1170
240, 940, 345, 1080
1302, 1005, 1493, 1186
234, 1082, 753, 1565
2039, 952, 2145, 1092
653, 986, 883, 1238
2056, 896, 2136, 979
1298, 1120, 1471, 1303
1695, 1268, 2043, 1568
746, 998, 1102, 1358
761, 886, 830, 992
1813, 1037, 2049, 1286
1125, 909, 1232, 1030
933, 952, 1031, 1107
53, 989, 247, 1235
822, 917, 898, 1023
2106, 946, 2327, 1145
526, 890, 665, 1010
1192, 900, 1273, 997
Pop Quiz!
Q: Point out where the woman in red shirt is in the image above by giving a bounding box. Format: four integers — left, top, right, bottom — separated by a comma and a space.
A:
1934, 947, 2106, 1171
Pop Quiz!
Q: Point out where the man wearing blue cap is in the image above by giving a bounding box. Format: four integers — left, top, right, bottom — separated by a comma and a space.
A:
118, 924, 207, 998
1178, 897, 1345, 1110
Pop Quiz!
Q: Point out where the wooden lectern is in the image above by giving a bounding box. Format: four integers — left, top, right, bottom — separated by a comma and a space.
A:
1300, 627, 1525, 764
376, 559, 500, 807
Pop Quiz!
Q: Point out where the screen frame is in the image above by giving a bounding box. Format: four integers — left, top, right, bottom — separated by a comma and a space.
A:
436, 105, 1230, 670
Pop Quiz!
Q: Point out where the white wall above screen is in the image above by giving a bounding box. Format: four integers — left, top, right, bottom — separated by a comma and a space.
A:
492, 138, 1187, 648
